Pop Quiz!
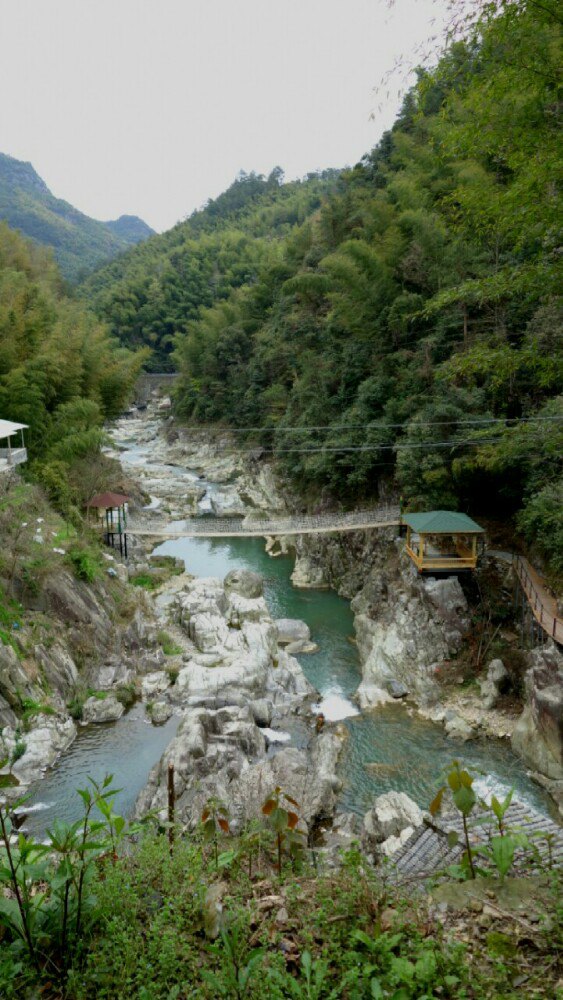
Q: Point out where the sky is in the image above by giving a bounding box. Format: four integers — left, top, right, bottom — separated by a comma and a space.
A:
0, 0, 448, 233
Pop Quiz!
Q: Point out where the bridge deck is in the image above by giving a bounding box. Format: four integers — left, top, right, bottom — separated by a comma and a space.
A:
128, 507, 401, 539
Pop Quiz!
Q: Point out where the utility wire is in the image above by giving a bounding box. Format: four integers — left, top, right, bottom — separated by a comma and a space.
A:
208, 415, 563, 435
225, 436, 553, 455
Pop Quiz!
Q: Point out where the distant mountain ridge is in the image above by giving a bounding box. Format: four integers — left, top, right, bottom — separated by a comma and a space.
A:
0, 152, 154, 282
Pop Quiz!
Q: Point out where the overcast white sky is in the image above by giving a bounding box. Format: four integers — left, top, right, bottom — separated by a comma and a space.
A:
1, 0, 448, 232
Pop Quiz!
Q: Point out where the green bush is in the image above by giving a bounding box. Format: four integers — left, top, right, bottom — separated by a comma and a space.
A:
10, 738, 26, 764
66, 545, 102, 583
67, 696, 84, 721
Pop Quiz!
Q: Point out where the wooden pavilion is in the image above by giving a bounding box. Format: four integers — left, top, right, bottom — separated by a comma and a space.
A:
87, 492, 130, 558
403, 510, 485, 573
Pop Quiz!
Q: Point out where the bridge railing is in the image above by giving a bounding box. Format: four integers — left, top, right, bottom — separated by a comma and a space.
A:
513, 554, 563, 644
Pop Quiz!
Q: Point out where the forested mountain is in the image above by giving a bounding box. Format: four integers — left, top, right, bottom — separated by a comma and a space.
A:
0, 222, 147, 511
79, 168, 341, 369
83, 1, 561, 573
0, 153, 154, 283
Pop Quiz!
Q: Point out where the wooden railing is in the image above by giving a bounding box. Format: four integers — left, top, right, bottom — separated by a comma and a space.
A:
405, 545, 477, 572
513, 554, 563, 644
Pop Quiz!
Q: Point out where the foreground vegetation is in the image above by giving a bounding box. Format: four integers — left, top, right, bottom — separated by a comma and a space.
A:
0, 769, 561, 999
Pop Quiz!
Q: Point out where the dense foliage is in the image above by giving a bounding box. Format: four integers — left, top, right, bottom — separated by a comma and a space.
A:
165, 2, 560, 570
0, 223, 147, 511
81, 168, 341, 370
0, 153, 154, 283
80, 2, 562, 573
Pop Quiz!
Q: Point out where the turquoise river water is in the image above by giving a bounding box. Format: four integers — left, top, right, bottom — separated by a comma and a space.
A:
22, 441, 555, 837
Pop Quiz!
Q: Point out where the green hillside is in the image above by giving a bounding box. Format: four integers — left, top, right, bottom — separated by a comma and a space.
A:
79, 168, 341, 369
82, 1, 562, 574
0, 221, 147, 510
0, 153, 154, 283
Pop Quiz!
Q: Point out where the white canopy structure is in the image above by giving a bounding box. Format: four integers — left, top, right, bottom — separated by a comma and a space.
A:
0, 420, 28, 440
0, 420, 28, 472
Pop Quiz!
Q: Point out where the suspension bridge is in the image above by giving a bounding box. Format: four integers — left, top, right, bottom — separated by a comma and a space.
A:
127, 505, 402, 539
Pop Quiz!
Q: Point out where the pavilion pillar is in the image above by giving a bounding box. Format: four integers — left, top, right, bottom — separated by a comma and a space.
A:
419, 534, 425, 571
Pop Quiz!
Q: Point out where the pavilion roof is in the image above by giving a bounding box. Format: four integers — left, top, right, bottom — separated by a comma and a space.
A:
402, 510, 485, 534
0, 419, 28, 441
87, 492, 130, 509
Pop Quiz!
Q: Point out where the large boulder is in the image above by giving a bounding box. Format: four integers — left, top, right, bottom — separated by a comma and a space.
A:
354, 565, 469, 707
82, 695, 124, 724
227, 593, 270, 627
479, 658, 509, 710
136, 710, 344, 834
9, 717, 76, 785
224, 569, 263, 599
362, 791, 423, 858
275, 619, 311, 645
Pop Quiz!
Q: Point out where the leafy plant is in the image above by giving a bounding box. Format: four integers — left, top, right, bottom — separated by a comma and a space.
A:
430, 761, 478, 878
204, 923, 264, 1000
201, 797, 230, 869
262, 786, 304, 876
66, 545, 102, 583
0, 773, 133, 983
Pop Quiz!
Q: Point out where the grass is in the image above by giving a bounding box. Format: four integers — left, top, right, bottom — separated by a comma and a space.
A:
2, 829, 558, 1000
20, 698, 56, 727
130, 573, 161, 591
157, 629, 182, 656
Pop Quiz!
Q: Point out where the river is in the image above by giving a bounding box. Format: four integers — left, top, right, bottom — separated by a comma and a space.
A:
22, 420, 555, 837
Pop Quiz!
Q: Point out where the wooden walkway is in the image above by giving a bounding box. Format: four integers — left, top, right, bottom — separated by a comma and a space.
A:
128, 505, 401, 539
513, 554, 563, 645
393, 799, 563, 881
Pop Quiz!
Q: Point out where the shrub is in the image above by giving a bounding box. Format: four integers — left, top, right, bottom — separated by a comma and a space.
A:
10, 738, 26, 764
67, 695, 85, 721
66, 545, 102, 583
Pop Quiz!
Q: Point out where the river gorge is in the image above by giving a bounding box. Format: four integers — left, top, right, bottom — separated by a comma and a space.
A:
18, 392, 560, 845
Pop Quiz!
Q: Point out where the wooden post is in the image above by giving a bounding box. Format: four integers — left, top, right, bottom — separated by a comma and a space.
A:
471, 535, 477, 566
167, 762, 175, 853
419, 533, 425, 571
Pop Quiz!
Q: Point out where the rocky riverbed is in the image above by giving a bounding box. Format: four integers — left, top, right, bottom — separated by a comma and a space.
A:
5, 390, 560, 846
117, 395, 561, 831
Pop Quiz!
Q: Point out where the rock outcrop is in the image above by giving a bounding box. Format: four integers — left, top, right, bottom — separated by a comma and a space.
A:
362, 791, 424, 859
355, 563, 469, 707
136, 705, 345, 834
512, 644, 563, 812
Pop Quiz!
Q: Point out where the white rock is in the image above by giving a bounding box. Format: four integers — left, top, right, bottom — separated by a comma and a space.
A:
275, 619, 311, 645
82, 695, 124, 724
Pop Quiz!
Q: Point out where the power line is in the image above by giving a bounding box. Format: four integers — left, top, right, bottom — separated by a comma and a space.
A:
209, 415, 563, 435
229, 436, 555, 455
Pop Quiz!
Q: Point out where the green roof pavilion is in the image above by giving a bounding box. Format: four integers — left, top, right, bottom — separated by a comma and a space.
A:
402, 510, 485, 573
